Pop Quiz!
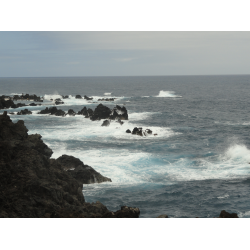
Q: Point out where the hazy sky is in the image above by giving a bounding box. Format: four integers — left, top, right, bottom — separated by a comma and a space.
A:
0, 31, 250, 77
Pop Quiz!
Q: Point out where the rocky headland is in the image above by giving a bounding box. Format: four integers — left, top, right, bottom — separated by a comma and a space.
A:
0, 112, 140, 218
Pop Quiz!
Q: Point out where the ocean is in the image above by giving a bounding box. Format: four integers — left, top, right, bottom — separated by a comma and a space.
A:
1, 75, 250, 218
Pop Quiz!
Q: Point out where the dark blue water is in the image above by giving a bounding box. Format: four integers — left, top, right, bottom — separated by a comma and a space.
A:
1, 75, 250, 217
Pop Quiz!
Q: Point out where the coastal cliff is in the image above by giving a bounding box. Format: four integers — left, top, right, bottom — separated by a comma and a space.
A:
0, 111, 140, 218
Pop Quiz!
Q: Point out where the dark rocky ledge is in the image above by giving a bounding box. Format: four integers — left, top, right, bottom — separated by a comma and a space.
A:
0, 111, 139, 218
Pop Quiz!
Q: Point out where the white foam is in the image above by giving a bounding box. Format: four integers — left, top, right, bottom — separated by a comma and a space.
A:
217, 194, 229, 199
104, 92, 112, 95
44, 94, 62, 100
155, 90, 182, 98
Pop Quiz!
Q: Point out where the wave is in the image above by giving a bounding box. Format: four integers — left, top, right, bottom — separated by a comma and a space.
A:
104, 92, 112, 95
155, 90, 182, 98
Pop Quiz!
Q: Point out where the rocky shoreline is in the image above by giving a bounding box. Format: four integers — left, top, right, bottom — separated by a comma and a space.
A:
0, 111, 140, 218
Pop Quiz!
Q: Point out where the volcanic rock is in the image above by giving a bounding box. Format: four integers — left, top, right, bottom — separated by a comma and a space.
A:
90, 104, 111, 121
101, 120, 110, 127
0, 112, 137, 218
75, 95, 82, 99
84, 95, 93, 100
0, 97, 14, 109
54, 155, 112, 184
77, 107, 88, 116
67, 109, 76, 116
219, 210, 238, 218
17, 109, 32, 115
110, 105, 128, 120
126, 129, 131, 133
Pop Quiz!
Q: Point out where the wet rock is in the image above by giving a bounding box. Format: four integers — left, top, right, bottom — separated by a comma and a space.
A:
29, 103, 37, 106
55, 110, 66, 117
219, 210, 238, 218
131, 127, 153, 137
84, 95, 93, 100
14, 94, 43, 102
62, 95, 69, 99
77, 107, 88, 116
85, 108, 93, 118
110, 105, 128, 120
101, 120, 110, 126
55, 98, 64, 105
75, 95, 82, 99
67, 109, 76, 116
0, 112, 135, 218
54, 155, 112, 184
90, 104, 111, 121
17, 109, 32, 115
126, 129, 131, 133
0, 97, 14, 109
98, 98, 116, 102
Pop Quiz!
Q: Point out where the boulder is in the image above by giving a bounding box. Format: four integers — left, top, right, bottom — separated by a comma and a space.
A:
67, 109, 76, 116
101, 120, 110, 127
116, 119, 124, 125
54, 110, 66, 117
17, 109, 32, 115
85, 108, 93, 118
110, 105, 128, 120
131, 127, 153, 137
219, 210, 238, 218
77, 107, 88, 116
54, 155, 112, 184
29, 103, 37, 106
62, 95, 69, 99
126, 129, 131, 133
75, 95, 82, 99
0, 98, 14, 109
84, 95, 93, 100
55, 98, 64, 105
90, 104, 111, 121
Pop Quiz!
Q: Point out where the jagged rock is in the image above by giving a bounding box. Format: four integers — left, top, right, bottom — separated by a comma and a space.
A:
62, 95, 69, 99
110, 105, 128, 120
84, 95, 93, 100
85, 108, 93, 118
54, 110, 66, 117
0, 112, 137, 218
219, 210, 238, 218
77, 107, 88, 116
90, 104, 111, 121
126, 129, 131, 133
75, 95, 82, 99
13, 94, 43, 102
101, 120, 110, 127
54, 155, 112, 184
29, 103, 37, 106
131, 127, 153, 136
17, 109, 32, 115
9, 112, 15, 115
67, 109, 76, 116
55, 98, 64, 105
0, 97, 14, 109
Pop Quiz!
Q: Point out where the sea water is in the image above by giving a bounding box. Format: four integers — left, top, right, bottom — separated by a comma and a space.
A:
1, 75, 250, 218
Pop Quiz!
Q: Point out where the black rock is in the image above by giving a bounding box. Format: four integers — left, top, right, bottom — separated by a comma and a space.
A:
101, 120, 110, 127
90, 104, 111, 121
77, 107, 88, 116
84, 95, 93, 100
75, 95, 82, 99
126, 129, 131, 133
219, 210, 239, 218
116, 119, 124, 125
62, 95, 69, 99
17, 109, 32, 115
29, 103, 37, 106
67, 109, 76, 116
0, 98, 14, 109
110, 105, 128, 120
55, 110, 66, 116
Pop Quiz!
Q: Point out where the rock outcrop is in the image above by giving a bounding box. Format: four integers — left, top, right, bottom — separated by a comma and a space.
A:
219, 210, 239, 218
131, 127, 153, 136
75, 95, 82, 99
17, 109, 32, 115
84, 95, 93, 100
101, 120, 110, 127
38, 107, 66, 117
0, 97, 15, 109
53, 155, 112, 184
13, 94, 43, 102
0, 112, 140, 218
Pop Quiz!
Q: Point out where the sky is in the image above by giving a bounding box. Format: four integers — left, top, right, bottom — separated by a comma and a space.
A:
1, 31, 250, 77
